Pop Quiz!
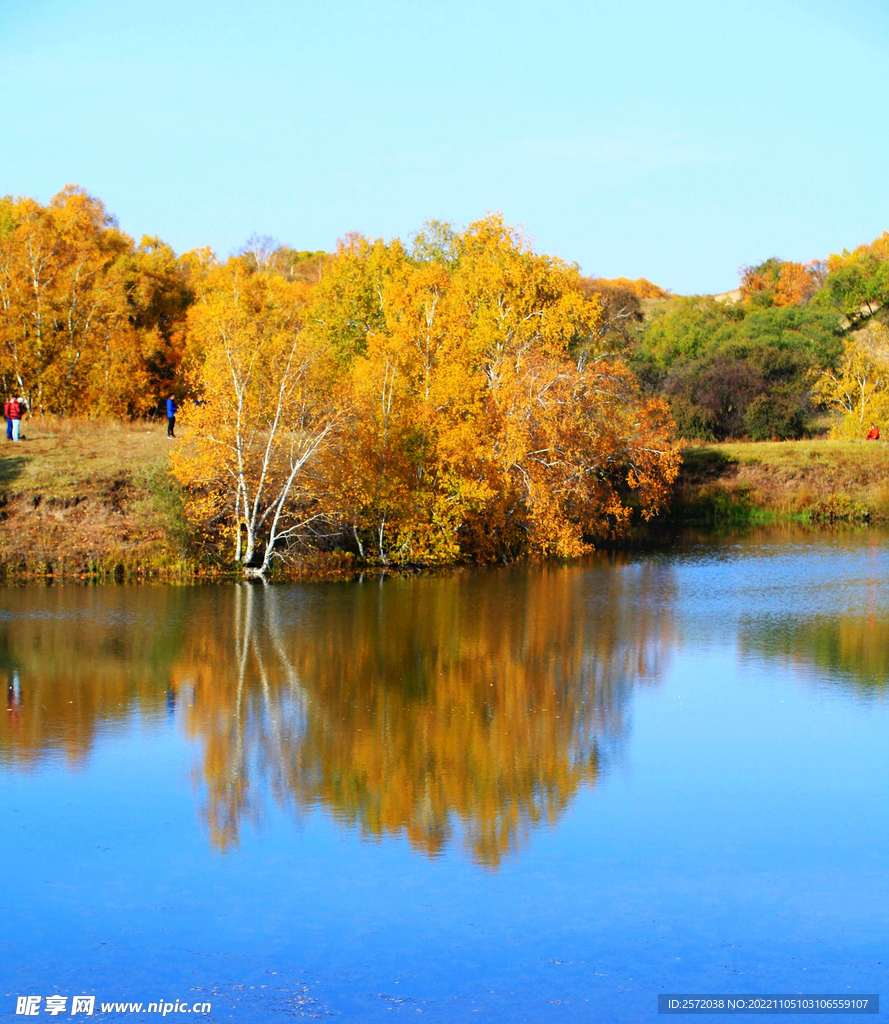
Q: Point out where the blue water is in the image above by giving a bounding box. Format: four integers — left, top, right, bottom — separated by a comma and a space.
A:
0, 530, 886, 1021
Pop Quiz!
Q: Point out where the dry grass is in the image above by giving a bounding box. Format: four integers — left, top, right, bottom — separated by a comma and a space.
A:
0, 415, 173, 496
0, 416, 195, 577
3, 420, 888, 576
676, 438, 889, 521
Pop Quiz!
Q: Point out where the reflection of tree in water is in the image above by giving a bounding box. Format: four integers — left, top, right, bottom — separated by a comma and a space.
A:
175, 561, 675, 864
741, 613, 889, 696
0, 588, 189, 768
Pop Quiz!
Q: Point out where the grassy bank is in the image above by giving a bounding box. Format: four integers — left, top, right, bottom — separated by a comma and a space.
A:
3, 423, 889, 581
674, 439, 889, 524
0, 417, 201, 580
0, 418, 359, 581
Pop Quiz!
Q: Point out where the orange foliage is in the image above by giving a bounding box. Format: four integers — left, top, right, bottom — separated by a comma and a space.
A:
316, 216, 680, 564
740, 258, 820, 306
173, 217, 679, 570
158, 216, 681, 571
0, 187, 189, 416
588, 276, 670, 299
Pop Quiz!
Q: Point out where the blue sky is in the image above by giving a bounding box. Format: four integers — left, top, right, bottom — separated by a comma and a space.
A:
1, 0, 887, 293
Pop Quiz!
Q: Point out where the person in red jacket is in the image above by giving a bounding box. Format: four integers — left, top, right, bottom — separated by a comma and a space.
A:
866, 424, 880, 441
3, 399, 11, 441
7, 396, 23, 442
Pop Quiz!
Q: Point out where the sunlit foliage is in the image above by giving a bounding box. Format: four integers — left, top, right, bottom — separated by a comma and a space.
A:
587, 276, 670, 300
328, 216, 679, 563
173, 216, 680, 570
0, 187, 190, 415
170, 259, 339, 575
812, 322, 889, 439
819, 231, 889, 327
740, 257, 822, 307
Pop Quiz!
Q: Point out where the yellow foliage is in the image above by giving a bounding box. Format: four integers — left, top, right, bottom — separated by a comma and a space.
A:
173, 216, 680, 570
0, 186, 188, 416
318, 215, 679, 563
812, 322, 889, 438
170, 260, 338, 574
589, 276, 670, 299
826, 230, 889, 273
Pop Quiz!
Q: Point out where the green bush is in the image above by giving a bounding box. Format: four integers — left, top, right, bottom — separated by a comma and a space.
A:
743, 388, 808, 440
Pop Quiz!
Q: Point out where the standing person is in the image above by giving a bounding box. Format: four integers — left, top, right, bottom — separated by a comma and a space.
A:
8, 396, 23, 442
166, 395, 178, 438
3, 398, 11, 441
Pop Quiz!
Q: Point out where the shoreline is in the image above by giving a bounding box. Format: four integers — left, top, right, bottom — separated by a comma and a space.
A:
2, 431, 889, 583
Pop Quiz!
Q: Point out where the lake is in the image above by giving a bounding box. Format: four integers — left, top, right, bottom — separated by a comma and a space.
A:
1, 529, 886, 1022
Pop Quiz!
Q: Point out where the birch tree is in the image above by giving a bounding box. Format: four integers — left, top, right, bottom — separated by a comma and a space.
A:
812, 322, 889, 438
170, 259, 337, 576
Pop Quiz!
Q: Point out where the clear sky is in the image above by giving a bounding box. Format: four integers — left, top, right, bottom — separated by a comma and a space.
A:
2, 0, 887, 293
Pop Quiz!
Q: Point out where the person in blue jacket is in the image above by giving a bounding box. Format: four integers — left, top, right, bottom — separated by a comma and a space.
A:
166, 396, 178, 438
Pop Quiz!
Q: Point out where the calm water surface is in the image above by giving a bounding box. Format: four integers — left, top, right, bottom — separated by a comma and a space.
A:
0, 529, 887, 1022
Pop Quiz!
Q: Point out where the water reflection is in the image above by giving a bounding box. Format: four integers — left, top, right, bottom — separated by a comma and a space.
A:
0, 561, 675, 864
173, 564, 675, 864
0, 588, 188, 768
742, 615, 889, 696
3, 536, 888, 866
732, 531, 889, 697
3, 540, 887, 1017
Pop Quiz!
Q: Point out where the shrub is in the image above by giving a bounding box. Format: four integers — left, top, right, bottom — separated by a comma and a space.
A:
743, 388, 809, 440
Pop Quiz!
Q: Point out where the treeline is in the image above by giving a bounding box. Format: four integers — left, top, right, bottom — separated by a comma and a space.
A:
171, 218, 679, 572
0, 187, 325, 416
3, 186, 888, 446
627, 237, 889, 440
0, 187, 192, 416
5, 185, 889, 572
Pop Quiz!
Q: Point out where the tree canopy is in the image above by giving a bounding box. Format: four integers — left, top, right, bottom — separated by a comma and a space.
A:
172, 216, 680, 571
0, 186, 191, 415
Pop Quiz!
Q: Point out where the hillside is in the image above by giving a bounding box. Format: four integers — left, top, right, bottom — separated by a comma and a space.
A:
0, 419, 191, 578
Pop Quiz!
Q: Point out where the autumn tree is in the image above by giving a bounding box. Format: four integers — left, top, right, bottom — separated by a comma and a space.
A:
577, 277, 644, 355
167, 216, 678, 569
117, 235, 194, 401
318, 216, 680, 563
0, 186, 190, 416
170, 258, 338, 576
302, 232, 410, 364
817, 231, 889, 328
740, 257, 821, 307
812, 322, 889, 438
585, 276, 670, 300
324, 260, 460, 562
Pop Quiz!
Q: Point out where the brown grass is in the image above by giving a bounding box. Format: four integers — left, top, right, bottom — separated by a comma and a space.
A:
0, 416, 194, 578
676, 438, 889, 521
4, 421, 889, 577
1, 415, 172, 496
